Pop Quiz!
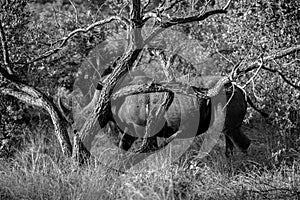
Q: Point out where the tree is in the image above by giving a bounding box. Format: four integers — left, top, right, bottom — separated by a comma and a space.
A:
0, 0, 299, 166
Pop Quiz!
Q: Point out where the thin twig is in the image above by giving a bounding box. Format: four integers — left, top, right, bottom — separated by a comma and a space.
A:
0, 20, 12, 74
199, 0, 214, 15
262, 65, 300, 91
26, 16, 129, 64
161, 0, 182, 12
236, 45, 300, 90
242, 55, 264, 89
68, 0, 79, 25
251, 78, 264, 102
242, 45, 300, 74
144, 0, 231, 44
223, 0, 232, 10
52, 6, 61, 29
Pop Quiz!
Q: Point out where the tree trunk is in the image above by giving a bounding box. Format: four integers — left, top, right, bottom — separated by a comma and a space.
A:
0, 78, 73, 157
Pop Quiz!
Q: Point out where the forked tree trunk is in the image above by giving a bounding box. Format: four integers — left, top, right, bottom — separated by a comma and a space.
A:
0, 78, 73, 157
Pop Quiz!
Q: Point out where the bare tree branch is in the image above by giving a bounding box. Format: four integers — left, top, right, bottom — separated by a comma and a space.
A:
144, 0, 231, 45
142, 0, 151, 12
68, 0, 79, 25
238, 45, 300, 91
0, 88, 38, 106
26, 16, 130, 64
0, 64, 73, 156
223, 0, 232, 10
242, 45, 300, 74
111, 81, 205, 100
143, 0, 230, 26
261, 65, 300, 91
242, 56, 264, 89
0, 19, 13, 74
159, 0, 182, 12
161, 8, 227, 27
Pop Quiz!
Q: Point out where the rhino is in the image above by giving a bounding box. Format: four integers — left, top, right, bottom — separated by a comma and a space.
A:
99, 71, 261, 156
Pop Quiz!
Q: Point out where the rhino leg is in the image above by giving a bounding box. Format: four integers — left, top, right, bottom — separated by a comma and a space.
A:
119, 132, 136, 151
225, 135, 234, 157
135, 136, 159, 153
118, 125, 159, 152
224, 127, 251, 156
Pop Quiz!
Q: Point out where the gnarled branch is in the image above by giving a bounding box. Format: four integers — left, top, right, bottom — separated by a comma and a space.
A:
111, 81, 208, 100
0, 64, 73, 157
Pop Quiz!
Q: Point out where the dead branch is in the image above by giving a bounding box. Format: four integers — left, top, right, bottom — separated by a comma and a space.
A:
162, 9, 226, 27
143, 0, 151, 12
0, 64, 73, 156
0, 84, 73, 156
111, 81, 208, 100
160, 0, 231, 28
68, 0, 79, 25
112, 82, 174, 99
261, 65, 300, 91
155, 50, 176, 81
143, 0, 161, 12
162, 0, 181, 12
242, 55, 264, 89
242, 45, 300, 74
0, 20, 13, 74
0, 88, 38, 105
144, 0, 231, 44
72, 131, 91, 165
239, 45, 300, 91
26, 16, 130, 64
79, 49, 144, 151
142, 0, 182, 22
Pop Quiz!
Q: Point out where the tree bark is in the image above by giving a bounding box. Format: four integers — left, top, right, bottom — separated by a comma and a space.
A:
0, 75, 73, 157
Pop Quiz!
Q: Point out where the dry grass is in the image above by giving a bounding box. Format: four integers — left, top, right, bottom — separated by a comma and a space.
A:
0, 123, 300, 200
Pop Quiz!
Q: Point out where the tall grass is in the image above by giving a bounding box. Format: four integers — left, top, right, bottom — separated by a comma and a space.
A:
0, 125, 299, 200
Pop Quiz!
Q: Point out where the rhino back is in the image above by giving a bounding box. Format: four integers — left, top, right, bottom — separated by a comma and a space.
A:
114, 91, 204, 138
